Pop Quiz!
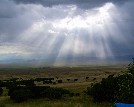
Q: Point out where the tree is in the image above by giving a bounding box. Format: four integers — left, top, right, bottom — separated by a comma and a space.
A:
87, 58, 134, 103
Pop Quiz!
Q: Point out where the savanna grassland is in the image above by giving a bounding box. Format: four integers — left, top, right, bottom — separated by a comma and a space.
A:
0, 66, 126, 107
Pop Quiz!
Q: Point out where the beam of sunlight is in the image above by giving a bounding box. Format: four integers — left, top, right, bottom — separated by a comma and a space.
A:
10, 2, 132, 65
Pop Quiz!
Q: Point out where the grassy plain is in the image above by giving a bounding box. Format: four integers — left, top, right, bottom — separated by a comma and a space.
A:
0, 66, 126, 107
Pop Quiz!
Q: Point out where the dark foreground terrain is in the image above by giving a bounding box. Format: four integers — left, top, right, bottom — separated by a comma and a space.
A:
0, 66, 126, 107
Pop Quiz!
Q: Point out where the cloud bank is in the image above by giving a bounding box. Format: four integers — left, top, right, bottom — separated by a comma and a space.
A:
0, 0, 134, 66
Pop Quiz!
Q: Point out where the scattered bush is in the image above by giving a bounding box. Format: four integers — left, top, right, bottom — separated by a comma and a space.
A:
42, 88, 70, 99
67, 79, 70, 81
29, 86, 50, 99
0, 81, 3, 87
9, 78, 19, 82
8, 86, 23, 96
18, 80, 35, 86
9, 86, 70, 102
10, 88, 31, 103
6, 81, 18, 89
87, 59, 134, 103
0, 81, 7, 88
53, 82, 56, 85
74, 79, 78, 82
57, 80, 62, 83
0, 88, 3, 95
86, 77, 89, 79
87, 75, 119, 102
43, 80, 53, 84
8, 86, 50, 99
116, 74, 134, 103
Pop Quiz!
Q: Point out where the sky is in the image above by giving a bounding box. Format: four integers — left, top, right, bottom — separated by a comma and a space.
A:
0, 0, 134, 66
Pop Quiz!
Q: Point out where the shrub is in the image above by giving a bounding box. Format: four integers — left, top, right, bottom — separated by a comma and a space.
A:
74, 79, 78, 82
0, 81, 7, 88
6, 81, 18, 89
18, 80, 35, 86
87, 59, 134, 103
75, 93, 80, 96
57, 80, 62, 83
67, 79, 70, 81
53, 82, 56, 85
9, 86, 70, 102
86, 77, 89, 79
115, 59, 134, 103
43, 80, 53, 84
9, 78, 19, 82
8, 86, 50, 102
8, 86, 23, 96
87, 75, 119, 102
28, 86, 50, 99
0, 81, 3, 87
10, 88, 31, 103
116, 74, 134, 103
0, 88, 3, 95
42, 88, 70, 99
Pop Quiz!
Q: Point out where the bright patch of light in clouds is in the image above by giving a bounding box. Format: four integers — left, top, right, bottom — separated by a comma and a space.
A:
0, 0, 134, 65
0, 44, 30, 55
53, 3, 115, 30
19, 2, 116, 59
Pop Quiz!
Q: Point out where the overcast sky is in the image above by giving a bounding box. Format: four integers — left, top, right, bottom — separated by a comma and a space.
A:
0, 0, 134, 66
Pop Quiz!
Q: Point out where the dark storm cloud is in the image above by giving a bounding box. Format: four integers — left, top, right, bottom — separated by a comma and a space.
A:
0, 0, 133, 41
13, 0, 130, 9
13, 0, 128, 5
0, 0, 17, 18
0, 0, 41, 42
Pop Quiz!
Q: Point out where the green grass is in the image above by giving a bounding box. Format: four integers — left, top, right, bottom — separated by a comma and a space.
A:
0, 95, 112, 107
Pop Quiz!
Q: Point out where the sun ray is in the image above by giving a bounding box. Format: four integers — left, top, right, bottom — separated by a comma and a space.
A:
11, 2, 131, 65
